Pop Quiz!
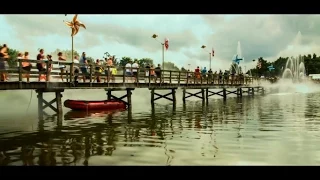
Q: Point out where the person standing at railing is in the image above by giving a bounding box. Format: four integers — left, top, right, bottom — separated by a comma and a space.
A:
0, 44, 9, 82
125, 60, 132, 82
150, 65, 155, 83
144, 63, 150, 83
22, 52, 32, 83
46, 55, 53, 82
104, 57, 113, 83
79, 52, 88, 82
95, 59, 103, 83
73, 56, 80, 83
132, 60, 139, 83
208, 68, 213, 84
201, 67, 207, 83
194, 66, 201, 84
154, 64, 161, 84
111, 66, 117, 83
36, 49, 46, 82
57, 52, 67, 82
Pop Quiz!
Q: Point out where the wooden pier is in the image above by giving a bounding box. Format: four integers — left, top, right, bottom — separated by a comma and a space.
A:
0, 58, 265, 117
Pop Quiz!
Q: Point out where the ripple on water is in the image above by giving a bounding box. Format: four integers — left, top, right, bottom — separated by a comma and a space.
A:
3, 91, 320, 165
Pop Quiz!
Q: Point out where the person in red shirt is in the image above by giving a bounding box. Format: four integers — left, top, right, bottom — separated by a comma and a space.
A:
194, 66, 200, 84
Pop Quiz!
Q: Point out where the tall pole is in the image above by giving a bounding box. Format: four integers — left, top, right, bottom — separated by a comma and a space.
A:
162, 43, 164, 71
209, 52, 212, 69
162, 43, 165, 82
71, 36, 74, 80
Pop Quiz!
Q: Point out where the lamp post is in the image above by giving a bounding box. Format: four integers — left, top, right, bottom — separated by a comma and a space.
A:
152, 34, 165, 72
201, 45, 212, 70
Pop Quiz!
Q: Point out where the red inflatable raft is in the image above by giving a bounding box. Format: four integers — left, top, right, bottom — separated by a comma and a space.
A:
64, 99, 126, 111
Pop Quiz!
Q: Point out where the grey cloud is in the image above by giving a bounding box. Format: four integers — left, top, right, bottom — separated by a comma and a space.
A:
4, 15, 199, 53
194, 15, 320, 62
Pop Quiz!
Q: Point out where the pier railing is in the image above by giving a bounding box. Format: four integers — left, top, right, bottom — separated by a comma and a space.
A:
0, 58, 256, 85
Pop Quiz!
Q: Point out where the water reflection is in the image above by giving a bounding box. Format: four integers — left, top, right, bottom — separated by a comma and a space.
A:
3, 93, 320, 165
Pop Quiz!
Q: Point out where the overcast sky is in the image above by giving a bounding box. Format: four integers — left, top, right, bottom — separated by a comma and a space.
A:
1, 14, 319, 70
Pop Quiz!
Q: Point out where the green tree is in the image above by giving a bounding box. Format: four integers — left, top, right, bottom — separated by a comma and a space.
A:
119, 56, 132, 67
181, 67, 187, 72
163, 62, 179, 71
50, 49, 80, 60
138, 58, 153, 67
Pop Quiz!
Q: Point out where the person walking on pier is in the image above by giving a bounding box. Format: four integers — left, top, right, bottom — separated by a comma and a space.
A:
132, 60, 139, 83
57, 52, 67, 82
73, 56, 80, 83
22, 52, 32, 83
125, 60, 132, 82
80, 52, 88, 82
194, 66, 201, 84
0, 44, 9, 82
208, 68, 213, 84
201, 67, 207, 83
155, 64, 161, 83
36, 49, 46, 82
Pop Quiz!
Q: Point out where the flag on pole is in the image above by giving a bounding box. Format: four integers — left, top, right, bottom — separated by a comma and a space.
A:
212, 48, 214, 57
164, 38, 169, 50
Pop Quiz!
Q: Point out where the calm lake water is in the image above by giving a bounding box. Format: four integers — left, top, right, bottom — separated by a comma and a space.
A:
1, 82, 320, 165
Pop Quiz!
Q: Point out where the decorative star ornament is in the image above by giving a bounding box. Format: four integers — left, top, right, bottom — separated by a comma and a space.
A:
64, 14, 86, 36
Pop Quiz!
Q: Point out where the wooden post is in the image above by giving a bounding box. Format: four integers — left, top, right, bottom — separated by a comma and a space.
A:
136, 67, 139, 84
150, 88, 155, 104
182, 88, 186, 104
251, 87, 255, 95
107, 66, 110, 87
178, 71, 181, 85
186, 72, 189, 85
261, 87, 265, 95
107, 90, 112, 100
205, 88, 209, 102
89, 64, 93, 86
18, 58, 22, 82
223, 88, 227, 100
172, 88, 176, 104
126, 88, 132, 106
169, 71, 172, 84
148, 68, 151, 87
37, 90, 43, 121
122, 66, 126, 85
201, 89, 205, 101
55, 91, 63, 114
237, 88, 242, 97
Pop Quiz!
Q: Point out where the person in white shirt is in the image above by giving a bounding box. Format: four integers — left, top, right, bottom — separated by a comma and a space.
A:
125, 61, 132, 82
73, 56, 80, 82
131, 60, 139, 83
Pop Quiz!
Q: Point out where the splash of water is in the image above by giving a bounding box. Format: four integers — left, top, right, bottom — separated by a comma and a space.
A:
231, 41, 244, 74
237, 41, 242, 60
282, 55, 306, 82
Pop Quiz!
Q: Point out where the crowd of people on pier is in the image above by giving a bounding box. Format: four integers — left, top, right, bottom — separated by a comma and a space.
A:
0, 44, 247, 84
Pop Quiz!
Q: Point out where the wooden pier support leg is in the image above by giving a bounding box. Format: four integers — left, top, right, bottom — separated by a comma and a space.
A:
205, 88, 209, 103
107, 90, 112, 100
126, 88, 132, 107
182, 88, 186, 104
251, 88, 255, 96
223, 88, 227, 100
55, 91, 63, 114
172, 88, 176, 105
201, 89, 205, 102
37, 91, 44, 121
237, 88, 243, 97
151, 89, 155, 105
57, 113, 63, 129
